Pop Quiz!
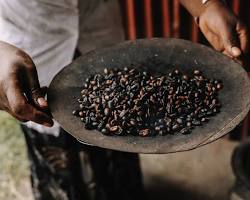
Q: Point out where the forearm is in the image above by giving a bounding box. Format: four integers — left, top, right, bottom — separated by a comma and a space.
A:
179, 0, 225, 17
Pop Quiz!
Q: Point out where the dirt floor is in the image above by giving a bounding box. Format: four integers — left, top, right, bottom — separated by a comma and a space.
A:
0, 111, 240, 200
141, 139, 238, 200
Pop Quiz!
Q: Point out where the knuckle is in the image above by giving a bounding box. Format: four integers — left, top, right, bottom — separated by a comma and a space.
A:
12, 106, 23, 116
242, 28, 248, 35
16, 51, 35, 69
15, 116, 27, 122
11, 101, 28, 116
30, 109, 43, 120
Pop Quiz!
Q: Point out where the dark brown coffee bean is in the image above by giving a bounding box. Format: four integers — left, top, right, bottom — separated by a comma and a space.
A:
180, 128, 189, 134
92, 122, 98, 127
79, 111, 84, 117
110, 126, 118, 132
174, 69, 180, 75
72, 110, 77, 116
172, 124, 179, 131
104, 108, 110, 116
101, 128, 108, 134
155, 126, 161, 131
216, 83, 223, 90
182, 75, 189, 81
176, 118, 183, 124
139, 129, 150, 136
74, 67, 222, 137
193, 69, 201, 75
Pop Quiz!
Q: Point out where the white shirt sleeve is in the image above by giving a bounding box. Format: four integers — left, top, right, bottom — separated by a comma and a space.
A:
0, 0, 79, 135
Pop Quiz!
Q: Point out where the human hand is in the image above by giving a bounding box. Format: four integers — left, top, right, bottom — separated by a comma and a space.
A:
0, 41, 53, 126
199, 1, 249, 61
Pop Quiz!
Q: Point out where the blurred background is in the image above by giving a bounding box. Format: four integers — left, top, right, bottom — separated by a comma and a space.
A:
0, 111, 240, 200
0, 112, 31, 200
1, 0, 250, 199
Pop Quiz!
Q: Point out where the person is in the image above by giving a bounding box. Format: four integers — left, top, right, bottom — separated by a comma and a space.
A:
0, 0, 248, 200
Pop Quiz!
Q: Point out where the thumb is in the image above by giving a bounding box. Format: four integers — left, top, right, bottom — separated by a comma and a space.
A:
31, 87, 48, 109
221, 25, 242, 58
24, 63, 48, 110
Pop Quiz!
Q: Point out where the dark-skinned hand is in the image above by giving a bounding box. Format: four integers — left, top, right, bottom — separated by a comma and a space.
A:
0, 41, 53, 127
199, 0, 249, 63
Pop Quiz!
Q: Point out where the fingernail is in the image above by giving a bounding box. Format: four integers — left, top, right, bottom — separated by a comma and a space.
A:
232, 47, 241, 57
37, 97, 48, 107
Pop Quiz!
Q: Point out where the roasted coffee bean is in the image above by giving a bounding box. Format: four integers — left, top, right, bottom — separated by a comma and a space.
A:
104, 108, 110, 116
216, 83, 223, 90
97, 123, 104, 131
186, 122, 192, 127
174, 69, 180, 75
104, 95, 110, 101
79, 111, 84, 117
108, 100, 114, 109
155, 126, 161, 131
110, 126, 118, 132
119, 110, 127, 118
176, 118, 183, 124
172, 124, 179, 131
116, 127, 124, 135
193, 69, 201, 75
139, 129, 150, 136
180, 128, 189, 134
182, 75, 189, 81
130, 119, 136, 126
201, 117, 207, 122
92, 122, 98, 127
73, 68, 222, 136
192, 119, 201, 126
101, 128, 108, 134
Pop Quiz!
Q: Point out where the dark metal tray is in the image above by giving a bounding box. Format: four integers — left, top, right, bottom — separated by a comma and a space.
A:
48, 38, 250, 153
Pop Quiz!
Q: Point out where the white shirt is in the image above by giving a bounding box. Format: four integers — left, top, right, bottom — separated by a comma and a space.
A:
0, 0, 79, 86
0, 0, 79, 135
0, 0, 124, 135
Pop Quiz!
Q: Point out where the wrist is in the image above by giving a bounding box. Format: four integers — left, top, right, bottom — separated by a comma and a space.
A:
195, 0, 227, 25
201, 0, 227, 15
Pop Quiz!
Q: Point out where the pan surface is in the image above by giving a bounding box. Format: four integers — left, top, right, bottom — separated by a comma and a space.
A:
48, 38, 250, 153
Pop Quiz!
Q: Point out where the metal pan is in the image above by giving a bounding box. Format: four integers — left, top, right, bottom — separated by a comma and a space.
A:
48, 38, 250, 153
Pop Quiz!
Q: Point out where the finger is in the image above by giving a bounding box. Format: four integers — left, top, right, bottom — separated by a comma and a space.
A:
236, 22, 249, 54
53, 160, 67, 169
31, 87, 48, 109
40, 86, 48, 96
219, 23, 242, 58
22, 61, 48, 110
27, 108, 54, 127
200, 28, 225, 52
9, 95, 53, 126
6, 110, 28, 122
36, 86, 53, 118
222, 50, 234, 58
206, 32, 223, 51
6, 82, 53, 127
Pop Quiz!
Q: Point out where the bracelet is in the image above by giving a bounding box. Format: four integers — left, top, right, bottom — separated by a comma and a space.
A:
202, 0, 210, 4
202, 0, 226, 5
194, 0, 227, 25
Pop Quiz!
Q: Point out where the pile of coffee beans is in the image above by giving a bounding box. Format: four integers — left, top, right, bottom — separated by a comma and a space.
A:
73, 68, 223, 136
